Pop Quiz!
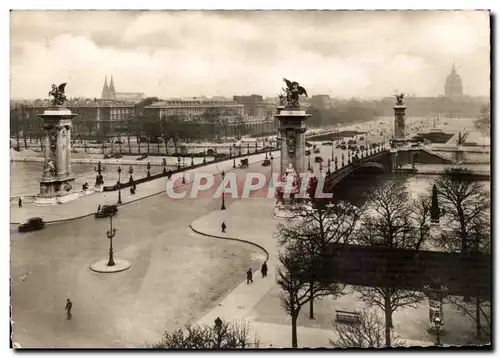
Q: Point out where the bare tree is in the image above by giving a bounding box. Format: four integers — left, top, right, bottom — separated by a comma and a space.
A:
331, 309, 403, 348
147, 319, 259, 349
434, 168, 490, 253
277, 200, 361, 319
276, 240, 312, 348
354, 181, 428, 347
434, 168, 491, 341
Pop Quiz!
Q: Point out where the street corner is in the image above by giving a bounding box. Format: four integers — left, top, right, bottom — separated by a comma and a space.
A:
90, 259, 132, 273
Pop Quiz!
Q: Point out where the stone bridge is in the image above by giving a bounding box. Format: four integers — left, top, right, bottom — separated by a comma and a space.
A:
322, 147, 392, 192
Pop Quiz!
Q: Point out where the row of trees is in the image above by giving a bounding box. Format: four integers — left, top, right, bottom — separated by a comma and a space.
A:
145, 168, 489, 349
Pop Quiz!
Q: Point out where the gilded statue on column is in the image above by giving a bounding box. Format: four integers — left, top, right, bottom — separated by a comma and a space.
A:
48, 83, 67, 106
280, 78, 308, 108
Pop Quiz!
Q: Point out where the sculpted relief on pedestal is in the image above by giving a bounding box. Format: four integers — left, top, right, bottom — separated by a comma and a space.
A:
286, 130, 296, 157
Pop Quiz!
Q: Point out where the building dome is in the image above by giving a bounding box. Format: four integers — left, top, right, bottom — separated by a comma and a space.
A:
445, 64, 463, 98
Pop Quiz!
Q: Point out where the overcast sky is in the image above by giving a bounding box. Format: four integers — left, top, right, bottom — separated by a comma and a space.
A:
10, 10, 490, 100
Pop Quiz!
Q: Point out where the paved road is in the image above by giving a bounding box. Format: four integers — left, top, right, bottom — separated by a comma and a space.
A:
10, 160, 273, 348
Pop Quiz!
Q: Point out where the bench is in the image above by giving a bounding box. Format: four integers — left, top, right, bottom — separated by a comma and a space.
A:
335, 310, 361, 325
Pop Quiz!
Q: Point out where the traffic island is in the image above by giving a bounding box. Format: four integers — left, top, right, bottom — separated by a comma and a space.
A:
90, 259, 132, 273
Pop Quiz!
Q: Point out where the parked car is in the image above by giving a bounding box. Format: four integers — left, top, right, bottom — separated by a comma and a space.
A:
305, 142, 313, 148
305, 150, 311, 156
341, 144, 347, 150
18, 217, 46, 233
335, 144, 342, 149
313, 148, 320, 154
95, 205, 118, 219
314, 156, 323, 163
262, 159, 271, 166
136, 154, 148, 161
322, 141, 333, 146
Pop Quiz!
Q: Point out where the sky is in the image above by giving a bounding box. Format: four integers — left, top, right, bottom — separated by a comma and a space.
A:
10, 10, 490, 100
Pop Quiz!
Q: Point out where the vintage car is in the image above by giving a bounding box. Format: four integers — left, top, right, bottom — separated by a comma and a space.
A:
305, 150, 311, 156
136, 154, 148, 161
314, 156, 323, 163
18, 217, 46, 233
313, 148, 321, 154
305, 142, 313, 148
95, 205, 118, 219
262, 159, 271, 167
322, 141, 333, 146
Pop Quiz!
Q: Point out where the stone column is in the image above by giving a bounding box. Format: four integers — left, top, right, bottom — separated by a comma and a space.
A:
56, 126, 66, 178
296, 128, 306, 175
279, 128, 288, 175
393, 105, 406, 140
66, 125, 72, 176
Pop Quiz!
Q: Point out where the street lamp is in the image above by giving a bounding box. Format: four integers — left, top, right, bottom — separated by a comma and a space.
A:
434, 317, 443, 346
334, 156, 338, 171
177, 157, 181, 171
233, 144, 236, 168
327, 159, 331, 174
308, 154, 312, 171
117, 166, 122, 204
191, 156, 194, 167
221, 170, 226, 210
94, 161, 105, 186
146, 162, 151, 178
106, 214, 117, 267
162, 158, 167, 174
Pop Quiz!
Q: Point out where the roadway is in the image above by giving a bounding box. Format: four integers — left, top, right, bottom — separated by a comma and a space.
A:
10, 160, 274, 348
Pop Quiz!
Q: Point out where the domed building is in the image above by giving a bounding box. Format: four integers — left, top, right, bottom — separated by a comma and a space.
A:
444, 64, 464, 98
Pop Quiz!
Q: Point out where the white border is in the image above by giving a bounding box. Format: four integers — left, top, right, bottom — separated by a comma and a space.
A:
2, 2, 497, 358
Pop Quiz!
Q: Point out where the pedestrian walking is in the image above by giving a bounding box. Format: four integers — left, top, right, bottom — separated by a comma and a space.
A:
246, 268, 253, 284
261, 261, 268, 278
221, 222, 226, 233
65, 299, 73, 320
18, 197, 22, 208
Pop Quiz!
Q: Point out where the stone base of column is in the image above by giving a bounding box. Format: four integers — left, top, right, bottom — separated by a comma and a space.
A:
35, 176, 78, 205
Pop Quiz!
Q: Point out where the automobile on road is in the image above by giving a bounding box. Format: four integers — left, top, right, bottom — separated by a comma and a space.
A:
18, 217, 45, 233
95, 205, 118, 219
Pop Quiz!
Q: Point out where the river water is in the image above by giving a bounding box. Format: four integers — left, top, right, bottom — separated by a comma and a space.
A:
331, 170, 491, 209
10, 162, 159, 197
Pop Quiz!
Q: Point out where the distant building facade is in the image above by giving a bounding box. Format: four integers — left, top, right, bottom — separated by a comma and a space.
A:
101, 75, 146, 101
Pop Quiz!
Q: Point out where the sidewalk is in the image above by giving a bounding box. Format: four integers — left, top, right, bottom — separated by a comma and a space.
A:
10, 152, 279, 225
190, 198, 437, 348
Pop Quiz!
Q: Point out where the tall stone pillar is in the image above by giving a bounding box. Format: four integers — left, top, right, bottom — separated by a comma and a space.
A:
35, 107, 78, 205
275, 107, 310, 176
394, 104, 406, 140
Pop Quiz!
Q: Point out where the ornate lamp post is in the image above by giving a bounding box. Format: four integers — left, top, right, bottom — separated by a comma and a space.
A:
265, 150, 268, 159
341, 153, 345, 167
177, 157, 181, 171
117, 166, 122, 204
308, 154, 312, 171
331, 141, 334, 161
327, 159, 331, 174
162, 158, 167, 174
221, 170, 226, 210
434, 317, 443, 346
424, 277, 448, 345
334, 156, 338, 171
233, 144, 237, 168
347, 151, 351, 164
128, 165, 134, 183
106, 214, 117, 267
94, 161, 105, 186
146, 162, 151, 178
319, 161, 323, 172
191, 156, 194, 167
247, 142, 250, 154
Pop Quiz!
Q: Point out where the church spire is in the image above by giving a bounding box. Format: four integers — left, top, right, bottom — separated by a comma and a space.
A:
109, 75, 116, 99
101, 75, 109, 100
